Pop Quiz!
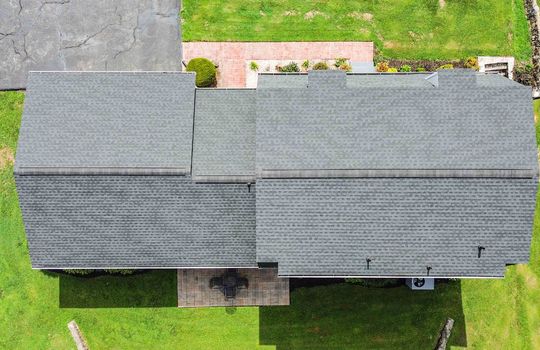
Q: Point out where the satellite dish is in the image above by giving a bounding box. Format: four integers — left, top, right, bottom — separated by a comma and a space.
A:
413, 278, 425, 287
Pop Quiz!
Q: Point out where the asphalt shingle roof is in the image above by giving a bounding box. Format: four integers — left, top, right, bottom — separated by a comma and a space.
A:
15, 72, 196, 174
192, 89, 256, 182
257, 71, 524, 89
14, 70, 538, 277
256, 178, 537, 277
256, 70, 537, 176
17, 175, 256, 268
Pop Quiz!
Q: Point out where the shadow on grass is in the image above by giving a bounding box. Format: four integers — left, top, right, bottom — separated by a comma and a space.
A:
259, 280, 467, 349
58, 270, 177, 308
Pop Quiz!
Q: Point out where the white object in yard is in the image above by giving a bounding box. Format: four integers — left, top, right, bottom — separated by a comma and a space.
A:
478, 56, 515, 80
68, 320, 89, 350
406, 277, 435, 290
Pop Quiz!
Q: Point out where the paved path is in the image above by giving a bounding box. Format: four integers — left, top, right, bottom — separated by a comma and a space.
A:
0, 0, 182, 90
183, 42, 373, 87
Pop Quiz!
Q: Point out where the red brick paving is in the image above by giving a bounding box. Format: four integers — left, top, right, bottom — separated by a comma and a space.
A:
183, 42, 373, 87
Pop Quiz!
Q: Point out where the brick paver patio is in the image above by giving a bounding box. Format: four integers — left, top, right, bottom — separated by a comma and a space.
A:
182, 42, 373, 87
177, 268, 289, 307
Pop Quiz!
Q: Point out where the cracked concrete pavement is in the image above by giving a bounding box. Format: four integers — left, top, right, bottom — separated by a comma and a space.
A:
0, 0, 182, 89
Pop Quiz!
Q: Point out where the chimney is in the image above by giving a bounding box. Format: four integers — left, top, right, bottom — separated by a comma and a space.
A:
308, 70, 347, 89
432, 68, 477, 88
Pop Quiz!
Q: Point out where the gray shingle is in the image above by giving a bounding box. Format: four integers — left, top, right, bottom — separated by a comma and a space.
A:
192, 89, 256, 182
256, 178, 537, 277
256, 70, 537, 176
16, 175, 256, 268
15, 72, 196, 172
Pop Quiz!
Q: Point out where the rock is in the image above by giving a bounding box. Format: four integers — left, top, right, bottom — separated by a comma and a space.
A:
0, 0, 182, 90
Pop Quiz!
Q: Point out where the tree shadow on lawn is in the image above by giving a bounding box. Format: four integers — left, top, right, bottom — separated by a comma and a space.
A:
58, 270, 177, 308
259, 280, 467, 349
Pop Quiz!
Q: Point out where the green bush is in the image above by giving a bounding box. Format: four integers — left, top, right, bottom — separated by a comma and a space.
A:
334, 57, 348, 68
186, 57, 217, 87
104, 269, 136, 275
375, 61, 389, 72
346, 278, 403, 288
63, 269, 95, 276
416, 67, 426, 72
399, 64, 412, 72
250, 61, 259, 71
387, 67, 398, 73
278, 62, 300, 72
302, 60, 310, 70
312, 61, 329, 70
437, 63, 454, 70
63, 269, 136, 276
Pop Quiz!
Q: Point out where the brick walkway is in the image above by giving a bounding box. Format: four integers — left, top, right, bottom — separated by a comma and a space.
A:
182, 42, 373, 87
177, 268, 289, 307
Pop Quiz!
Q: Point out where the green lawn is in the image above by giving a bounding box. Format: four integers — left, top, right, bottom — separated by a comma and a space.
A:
1, 91, 539, 348
181, 0, 531, 60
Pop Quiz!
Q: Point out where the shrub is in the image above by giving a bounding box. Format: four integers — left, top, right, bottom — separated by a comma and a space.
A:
464, 56, 479, 70
250, 61, 259, 71
278, 61, 300, 72
387, 67, 398, 73
399, 64, 412, 72
302, 60, 310, 70
62, 269, 136, 276
437, 63, 454, 70
186, 57, 217, 87
416, 67, 426, 72
346, 278, 403, 288
376, 61, 389, 72
104, 269, 136, 275
312, 61, 329, 70
334, 57, 348, 68
339, 63, 352, 72
515, 62, 535, 86
63, 269, 95, 276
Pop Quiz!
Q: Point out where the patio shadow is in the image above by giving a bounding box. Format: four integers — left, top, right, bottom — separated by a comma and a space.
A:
59, 270, 177, 308
259, 280, 467, 349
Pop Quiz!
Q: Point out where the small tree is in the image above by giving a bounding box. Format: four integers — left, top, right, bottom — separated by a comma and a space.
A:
186, 57, 217, 87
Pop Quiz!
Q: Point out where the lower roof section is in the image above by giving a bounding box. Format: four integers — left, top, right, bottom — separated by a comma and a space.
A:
16, 175, 256, 268
256, 178, 537, 277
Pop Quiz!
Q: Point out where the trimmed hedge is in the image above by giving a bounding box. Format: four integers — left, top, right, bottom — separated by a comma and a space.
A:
186, 57, 217, 87
346, 278, 403, 288
63, 269, 137, 277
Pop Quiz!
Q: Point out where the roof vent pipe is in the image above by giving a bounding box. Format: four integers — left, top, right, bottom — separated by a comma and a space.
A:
478, 246, 485, 258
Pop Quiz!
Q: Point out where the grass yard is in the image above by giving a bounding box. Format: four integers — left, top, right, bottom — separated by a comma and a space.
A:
181, 0, 531, 60
0, 91, 539, 348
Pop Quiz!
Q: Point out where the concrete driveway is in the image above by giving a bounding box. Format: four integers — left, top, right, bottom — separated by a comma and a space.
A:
0, 0, 182, 90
